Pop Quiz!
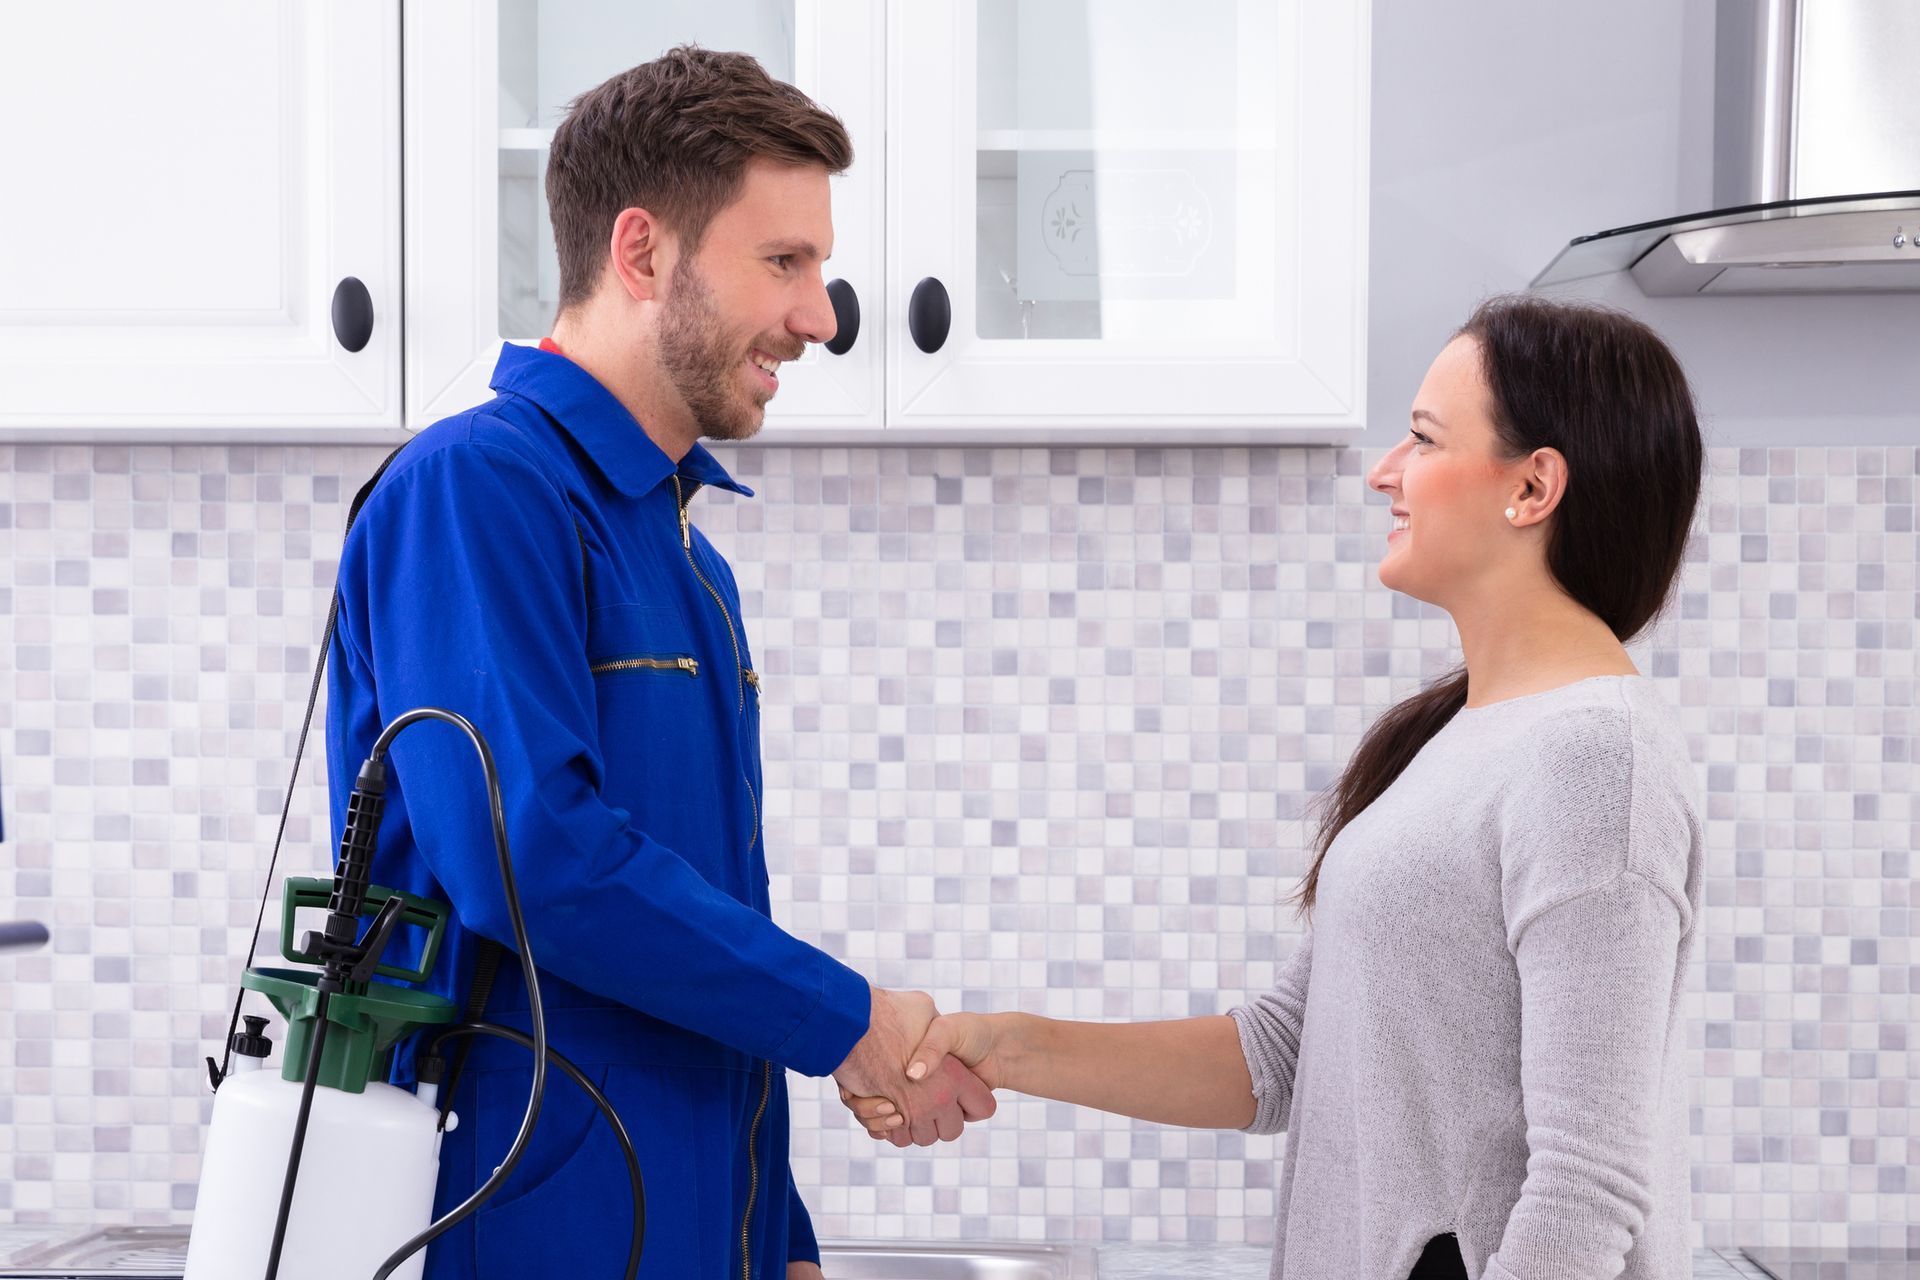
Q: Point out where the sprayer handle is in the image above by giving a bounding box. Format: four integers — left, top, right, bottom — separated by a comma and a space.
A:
280, 879, 451, 985
345, 896, 410, 985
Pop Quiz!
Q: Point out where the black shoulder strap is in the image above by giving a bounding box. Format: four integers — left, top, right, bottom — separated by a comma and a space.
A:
209, 442, 595, 1091
209, 441, 410, 1090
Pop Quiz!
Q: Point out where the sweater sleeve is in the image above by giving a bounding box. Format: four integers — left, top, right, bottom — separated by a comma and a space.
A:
1483, 872, 1686, 1280
1227, 929, 1314, 1134
1486, 701, 1697, 1279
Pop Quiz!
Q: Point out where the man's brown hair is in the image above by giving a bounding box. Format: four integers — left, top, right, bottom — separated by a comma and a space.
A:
545, 45, 853, 312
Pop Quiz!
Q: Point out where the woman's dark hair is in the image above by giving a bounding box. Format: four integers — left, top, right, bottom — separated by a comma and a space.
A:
546, 45, 854, 312
1288, 295, 1704, 919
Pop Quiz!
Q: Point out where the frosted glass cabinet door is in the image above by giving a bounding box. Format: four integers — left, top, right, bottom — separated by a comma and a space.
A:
890, 1, 1369, 439
0, 2, 401, 437
405, 0, 883, 432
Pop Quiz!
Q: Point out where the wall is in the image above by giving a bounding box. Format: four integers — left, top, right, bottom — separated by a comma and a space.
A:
1364, 0, 1920, 448
0, 440, 1913, 1252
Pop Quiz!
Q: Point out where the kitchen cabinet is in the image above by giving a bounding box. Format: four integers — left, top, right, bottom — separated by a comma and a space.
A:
0, 2, 403, 440
412, 0, 1370, 443
1, 1, 1367, 443
886, 0, 1369, 440
405, 0, 886, 432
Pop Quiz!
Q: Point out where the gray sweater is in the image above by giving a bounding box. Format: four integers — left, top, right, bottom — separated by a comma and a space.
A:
1231, 675, 1702, 1280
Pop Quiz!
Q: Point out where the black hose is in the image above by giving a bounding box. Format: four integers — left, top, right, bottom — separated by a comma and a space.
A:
263, 992, 332, 1280
245, 706, 618, 1279
435, 942, 503, 1132
369, 709, 547, 1280
426, 1023, 645, 1280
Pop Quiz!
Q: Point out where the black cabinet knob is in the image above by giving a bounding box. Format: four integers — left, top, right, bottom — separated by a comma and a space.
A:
0, 921, 49, 953
908, 276, 951, 354
824, 278, 860, 355
331, 277, 375, 353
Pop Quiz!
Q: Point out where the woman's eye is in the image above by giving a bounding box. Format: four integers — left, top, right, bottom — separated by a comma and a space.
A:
1410, 429, 1434, 447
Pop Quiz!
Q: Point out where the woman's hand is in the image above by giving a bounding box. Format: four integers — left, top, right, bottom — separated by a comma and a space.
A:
848, 1012, 1255, 1133
840, 1013, 1005, 1139
834, 987, 994, 1146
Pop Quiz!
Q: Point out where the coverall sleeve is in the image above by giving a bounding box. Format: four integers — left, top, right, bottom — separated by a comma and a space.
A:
786, 1172, 821, 1267
339, 436, 869, 1076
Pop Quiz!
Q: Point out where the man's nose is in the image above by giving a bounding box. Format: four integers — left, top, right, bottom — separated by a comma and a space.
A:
791, 273, 838, 347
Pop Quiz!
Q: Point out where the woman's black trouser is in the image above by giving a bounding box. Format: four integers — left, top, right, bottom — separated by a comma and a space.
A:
1406, 1232, 1468, 1279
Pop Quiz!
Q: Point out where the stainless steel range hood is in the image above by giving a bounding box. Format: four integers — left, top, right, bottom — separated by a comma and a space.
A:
1534, 0, 1920, 295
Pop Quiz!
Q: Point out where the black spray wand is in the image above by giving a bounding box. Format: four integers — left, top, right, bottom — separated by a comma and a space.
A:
263, 757, 408, 1280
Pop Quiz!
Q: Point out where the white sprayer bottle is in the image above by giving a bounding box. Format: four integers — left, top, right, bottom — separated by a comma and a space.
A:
185, 877, 460, 1280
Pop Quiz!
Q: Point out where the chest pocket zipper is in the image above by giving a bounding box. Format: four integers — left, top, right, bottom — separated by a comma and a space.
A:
589, 655, 699, 678
671, 476, 759, 856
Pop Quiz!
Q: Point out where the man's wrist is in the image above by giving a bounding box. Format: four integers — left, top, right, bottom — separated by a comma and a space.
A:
833, 983, 886, 1080
800, 963, 876, 1080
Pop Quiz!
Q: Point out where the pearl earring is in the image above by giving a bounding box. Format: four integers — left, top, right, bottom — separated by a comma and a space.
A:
1504, 507, 1518, 521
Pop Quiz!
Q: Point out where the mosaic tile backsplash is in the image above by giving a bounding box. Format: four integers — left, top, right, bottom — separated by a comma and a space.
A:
0, 442, 1914, 1252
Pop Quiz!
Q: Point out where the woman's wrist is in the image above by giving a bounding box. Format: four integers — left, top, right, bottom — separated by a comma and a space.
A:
987, 1011, 1038, 1094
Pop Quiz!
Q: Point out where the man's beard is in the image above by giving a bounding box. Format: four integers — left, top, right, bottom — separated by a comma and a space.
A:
656, 257, 792, 442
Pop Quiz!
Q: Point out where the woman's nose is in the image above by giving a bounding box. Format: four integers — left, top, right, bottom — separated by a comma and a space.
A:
1367, 447, 1401, 495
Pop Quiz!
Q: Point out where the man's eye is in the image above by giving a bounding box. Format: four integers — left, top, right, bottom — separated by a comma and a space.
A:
770, 255, 793, 270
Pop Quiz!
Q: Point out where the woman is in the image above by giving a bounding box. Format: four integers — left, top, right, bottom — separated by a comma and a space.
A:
844, 296, 1706, 1280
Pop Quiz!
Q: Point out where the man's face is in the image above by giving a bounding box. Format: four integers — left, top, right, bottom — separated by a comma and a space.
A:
655, 159, 838, 441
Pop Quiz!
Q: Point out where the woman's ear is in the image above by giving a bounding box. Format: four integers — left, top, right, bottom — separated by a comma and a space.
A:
1508, 447, 1569, 527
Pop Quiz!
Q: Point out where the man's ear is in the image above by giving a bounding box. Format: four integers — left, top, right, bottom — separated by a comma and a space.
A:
608, 206, 670, 303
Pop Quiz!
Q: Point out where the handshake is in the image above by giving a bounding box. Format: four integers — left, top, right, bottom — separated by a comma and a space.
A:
830, 985, 1000, 1147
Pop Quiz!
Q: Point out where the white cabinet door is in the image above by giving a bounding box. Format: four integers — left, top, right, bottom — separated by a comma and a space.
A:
888, 0, 1369, 441
0, 2, 402, 439
405, 0, 885, 434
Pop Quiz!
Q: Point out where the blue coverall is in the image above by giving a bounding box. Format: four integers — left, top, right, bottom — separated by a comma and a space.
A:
324, 341, 871, 1278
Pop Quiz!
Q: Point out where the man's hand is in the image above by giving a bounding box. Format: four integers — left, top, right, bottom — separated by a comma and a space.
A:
832, 987, 996, 1146
842, 1012, 1004, 1140
788, 1263, 824, 1280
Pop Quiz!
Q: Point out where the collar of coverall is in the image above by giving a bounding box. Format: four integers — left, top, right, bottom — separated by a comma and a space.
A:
484, 337, 755, 501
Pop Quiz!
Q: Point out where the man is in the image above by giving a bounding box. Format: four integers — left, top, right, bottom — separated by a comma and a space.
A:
324, 46, 990, 1279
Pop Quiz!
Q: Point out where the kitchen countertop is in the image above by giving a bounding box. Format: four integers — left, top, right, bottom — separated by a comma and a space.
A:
0, 1223, 1795, 1278
1092, 1244, 1772, 1278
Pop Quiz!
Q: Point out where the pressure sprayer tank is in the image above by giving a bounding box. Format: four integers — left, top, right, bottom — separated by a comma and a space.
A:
185, 879, 459, 1280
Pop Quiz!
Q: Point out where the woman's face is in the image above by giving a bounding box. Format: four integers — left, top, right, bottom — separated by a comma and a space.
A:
1366, 335, 1529, 608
